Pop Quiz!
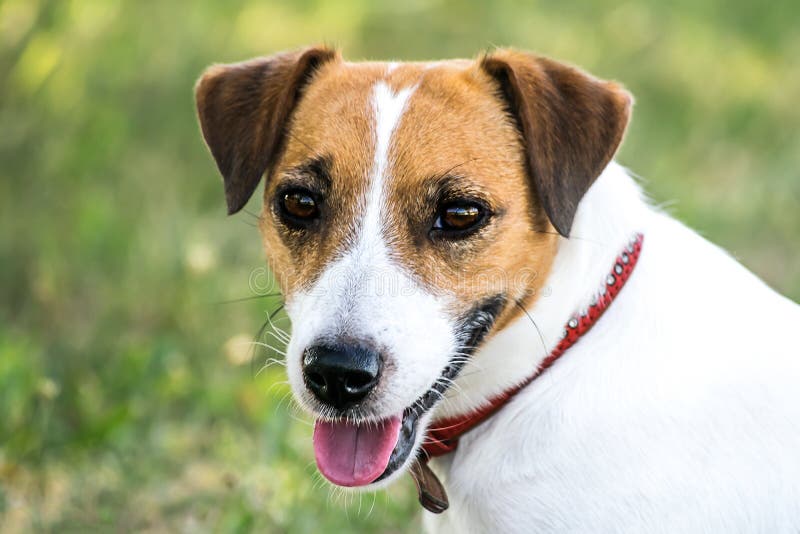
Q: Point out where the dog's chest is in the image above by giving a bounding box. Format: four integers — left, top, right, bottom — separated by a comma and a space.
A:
420, 356, 800, 533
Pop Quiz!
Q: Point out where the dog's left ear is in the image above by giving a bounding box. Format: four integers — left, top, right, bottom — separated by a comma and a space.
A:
195, 45, 339, 214
481, 49, 632, 237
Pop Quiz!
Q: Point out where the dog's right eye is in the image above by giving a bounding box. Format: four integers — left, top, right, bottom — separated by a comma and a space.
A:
279, 188, 320, 224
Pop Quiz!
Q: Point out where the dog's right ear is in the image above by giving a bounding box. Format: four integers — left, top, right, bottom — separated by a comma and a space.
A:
195, 46, 338, 214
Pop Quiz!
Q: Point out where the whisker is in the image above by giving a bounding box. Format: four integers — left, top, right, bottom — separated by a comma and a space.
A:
243, 208, 263, 221
527, 227, 608, 247
251, 303, 286, 377
274, 390, 294, 414
255, 358, 286, 377
367, 491, 377, 518
265, 308, 291, 340
514, 299, 548, 357
286, 131, 317, 153
215, 292, 282, 305
265, 329, 290, 346
265, 380, 289, 396
249, 341, 287, 357
287, 411, 314, 428
259, 357, 286, 368
266, 325, 290, 344
432, 157, 482, 181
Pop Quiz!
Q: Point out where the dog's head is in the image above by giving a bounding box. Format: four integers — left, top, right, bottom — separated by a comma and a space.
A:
195, 46, 630, 488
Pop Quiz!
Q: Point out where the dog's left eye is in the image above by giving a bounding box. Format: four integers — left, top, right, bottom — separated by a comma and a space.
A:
432, 201, 487, 236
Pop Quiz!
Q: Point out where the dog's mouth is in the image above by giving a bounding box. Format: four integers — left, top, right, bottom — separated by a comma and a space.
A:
311, 397, 420, 487
312, 368, 447, 487
312, 294, 506, 487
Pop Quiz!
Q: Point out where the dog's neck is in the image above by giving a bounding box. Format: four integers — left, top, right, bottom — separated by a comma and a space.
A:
435, 162, 649, 420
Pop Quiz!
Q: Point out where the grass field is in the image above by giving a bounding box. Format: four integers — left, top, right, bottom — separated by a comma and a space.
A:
1, 0, 798, 531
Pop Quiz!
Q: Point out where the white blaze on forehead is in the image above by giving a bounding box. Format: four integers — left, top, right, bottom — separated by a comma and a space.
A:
361, 81, 415, 248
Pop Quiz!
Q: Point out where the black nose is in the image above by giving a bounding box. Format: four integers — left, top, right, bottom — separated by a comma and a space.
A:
302, 344, 382, 410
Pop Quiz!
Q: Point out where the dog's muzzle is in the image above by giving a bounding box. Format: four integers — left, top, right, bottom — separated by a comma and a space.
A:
303, 295, 507, 489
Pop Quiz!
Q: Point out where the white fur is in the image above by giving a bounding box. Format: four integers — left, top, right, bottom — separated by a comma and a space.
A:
281, 73, 800, 531
424, 162, 800, 533
285, 81, 457, 447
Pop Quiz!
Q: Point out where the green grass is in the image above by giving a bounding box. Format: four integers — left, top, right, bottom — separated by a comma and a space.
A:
1, 0, 798, 531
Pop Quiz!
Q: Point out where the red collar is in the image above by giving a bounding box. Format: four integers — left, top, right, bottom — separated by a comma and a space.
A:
422, 233, 644, 459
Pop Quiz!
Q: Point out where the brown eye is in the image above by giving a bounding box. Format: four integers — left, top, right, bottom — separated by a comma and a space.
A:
281, 189, 319, 222
432, 201, 487, 236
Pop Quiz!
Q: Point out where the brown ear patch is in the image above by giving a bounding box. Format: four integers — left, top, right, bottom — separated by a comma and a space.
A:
480, 50, 632, 237
195, 45, 339, 214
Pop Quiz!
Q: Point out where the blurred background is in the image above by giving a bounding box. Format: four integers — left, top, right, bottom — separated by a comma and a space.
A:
1, 0, 798, 531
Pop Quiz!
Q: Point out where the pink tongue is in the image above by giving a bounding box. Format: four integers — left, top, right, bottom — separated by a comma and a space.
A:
313, 415, 402, 487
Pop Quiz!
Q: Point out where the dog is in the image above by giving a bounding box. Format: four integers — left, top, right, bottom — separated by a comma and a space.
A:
195, 46, 800, 532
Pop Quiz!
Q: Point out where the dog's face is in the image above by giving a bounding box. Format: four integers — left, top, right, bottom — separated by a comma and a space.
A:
196, 47, 630, 488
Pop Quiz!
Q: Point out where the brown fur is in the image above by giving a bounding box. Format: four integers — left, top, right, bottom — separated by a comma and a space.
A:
195, 47, 631, 332
481, 49, 632, 237
382, 62, 558, 328
259, 60, 385, 294
195, 45, 339, 214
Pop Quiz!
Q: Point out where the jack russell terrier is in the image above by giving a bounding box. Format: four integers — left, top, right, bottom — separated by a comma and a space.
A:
195, 46, 800, 532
